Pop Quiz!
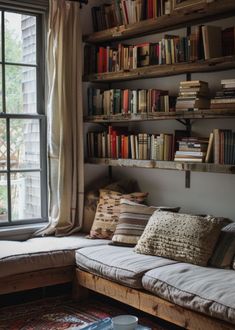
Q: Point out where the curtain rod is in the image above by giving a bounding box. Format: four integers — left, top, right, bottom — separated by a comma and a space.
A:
69, 0, 88, 8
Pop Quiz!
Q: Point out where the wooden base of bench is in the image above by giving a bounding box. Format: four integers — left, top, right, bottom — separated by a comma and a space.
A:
0, 266, 74, 295
75, 269, 235, 330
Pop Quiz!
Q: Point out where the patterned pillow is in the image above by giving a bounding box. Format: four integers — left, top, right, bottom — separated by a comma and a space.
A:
82, 179, 139, 233
134, 210, 230, 266
111, 199, 180, 246
89, 190, 148, 239
210, 222, 235, 268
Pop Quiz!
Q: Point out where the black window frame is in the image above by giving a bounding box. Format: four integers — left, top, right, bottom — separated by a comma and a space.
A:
0, 7, 48, 227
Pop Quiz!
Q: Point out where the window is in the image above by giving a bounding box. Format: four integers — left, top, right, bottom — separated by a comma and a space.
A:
0, 9, 47, 227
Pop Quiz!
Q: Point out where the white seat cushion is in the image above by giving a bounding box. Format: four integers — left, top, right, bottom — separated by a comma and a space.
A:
0, 234, 109, 278
142, 263, 235, 324
75, 245, 177, 288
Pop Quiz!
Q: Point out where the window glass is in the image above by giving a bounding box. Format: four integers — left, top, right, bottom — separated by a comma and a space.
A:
5, 12, 36, 64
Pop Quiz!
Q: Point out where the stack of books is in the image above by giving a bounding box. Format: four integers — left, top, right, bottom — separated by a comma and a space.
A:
174, 137, 209, 162
176, 80, 210, 111
210, 79, 235, 110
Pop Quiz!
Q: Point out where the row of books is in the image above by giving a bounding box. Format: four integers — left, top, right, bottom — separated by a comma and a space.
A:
190, 25, 235, 60
211, 79, 235, 110
91, 0, 171, 32
84, 26, 235, 75
87, 88, 176, 116
213, 129, 235, 165
87, 128, 174, 161
87, 127, 235, 164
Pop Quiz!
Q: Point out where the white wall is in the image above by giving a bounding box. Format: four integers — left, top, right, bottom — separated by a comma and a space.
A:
82, 3, 235, 220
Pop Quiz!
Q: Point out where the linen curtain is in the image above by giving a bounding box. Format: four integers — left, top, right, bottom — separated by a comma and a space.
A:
39, 0, 84, 235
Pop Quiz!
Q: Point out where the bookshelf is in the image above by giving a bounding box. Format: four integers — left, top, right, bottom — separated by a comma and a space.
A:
86, 158, 235, 175
83, 0, 235, 184
83, 55, 235, 82
84, 109, 235, 123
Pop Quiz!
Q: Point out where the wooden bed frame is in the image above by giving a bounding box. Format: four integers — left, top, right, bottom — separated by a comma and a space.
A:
75, 269, 235, 330
1, 267, 234, 330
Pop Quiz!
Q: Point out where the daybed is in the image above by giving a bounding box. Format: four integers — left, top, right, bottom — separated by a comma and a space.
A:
0, 235, 235, 330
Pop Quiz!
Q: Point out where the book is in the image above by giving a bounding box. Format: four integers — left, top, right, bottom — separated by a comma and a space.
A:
202, 25, 222, 60
205, 132, 214, 163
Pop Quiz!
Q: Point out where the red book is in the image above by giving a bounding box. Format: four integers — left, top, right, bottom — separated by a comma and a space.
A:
148, 0, 153, 19
111, 130, 117, 158
222, 27, 235, 56
123, 89, 129, 113
98, 47, 105, 73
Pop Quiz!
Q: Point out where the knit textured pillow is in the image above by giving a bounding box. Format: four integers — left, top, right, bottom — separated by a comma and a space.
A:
111, 199, 180, 246
134, 210, 230, 266
89, 190, 148, 239
210, 222, 235, 268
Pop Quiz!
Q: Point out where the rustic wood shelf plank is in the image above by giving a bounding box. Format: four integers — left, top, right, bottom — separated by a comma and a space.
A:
83, 0, 235, 43
84, 109, 235, 123
85, 158, 235, 174
83, 56, 235, 82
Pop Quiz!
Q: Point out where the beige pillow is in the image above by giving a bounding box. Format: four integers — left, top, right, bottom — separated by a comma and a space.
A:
82, 179, 139, 233
89, 190, 148, 239
134, 210, 229, 266
111, 199, 180, 246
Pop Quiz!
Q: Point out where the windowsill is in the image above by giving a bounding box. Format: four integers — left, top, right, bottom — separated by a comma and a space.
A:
0, 223, 47, 241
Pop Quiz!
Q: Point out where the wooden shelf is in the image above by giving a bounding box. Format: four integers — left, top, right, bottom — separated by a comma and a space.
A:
83, 56, 235, 82
83, 0, 235, 43
86, 158, 235, 174
84, 109, 235, 123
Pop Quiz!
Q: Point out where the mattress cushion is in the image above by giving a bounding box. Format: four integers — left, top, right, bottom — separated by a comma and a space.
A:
142, 263, 235, 324
75, 245, 177, 288
0, 234, 109, 278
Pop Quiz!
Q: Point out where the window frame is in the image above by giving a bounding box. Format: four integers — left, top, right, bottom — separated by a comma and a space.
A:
0, 7, 48, 227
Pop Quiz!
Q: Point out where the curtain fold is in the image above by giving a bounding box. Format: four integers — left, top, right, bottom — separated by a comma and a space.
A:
37, 0, 84, 236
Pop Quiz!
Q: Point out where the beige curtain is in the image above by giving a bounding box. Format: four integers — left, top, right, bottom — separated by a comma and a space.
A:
38, 0, 84, 236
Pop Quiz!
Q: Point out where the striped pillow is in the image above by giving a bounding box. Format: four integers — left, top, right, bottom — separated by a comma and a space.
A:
111, 199, 180, 246
210, 222, 235, 268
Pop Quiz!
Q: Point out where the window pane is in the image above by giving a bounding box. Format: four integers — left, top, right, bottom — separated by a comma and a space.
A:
0, 119, 7, 170
6, 66, 37, 114
11, 172, 41, 221
10, 119, 40, 169
5, 12, 36, 64
0, 173, 8, 223
0, 12, 2, 62
0, 65, 2, 113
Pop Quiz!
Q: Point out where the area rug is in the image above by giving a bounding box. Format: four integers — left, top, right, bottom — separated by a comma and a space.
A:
0, 295, 182, 330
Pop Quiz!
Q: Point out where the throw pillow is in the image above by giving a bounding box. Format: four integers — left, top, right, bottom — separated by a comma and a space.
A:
89, 190, 148, 239
134, 210, 230, 266
210, 222, 235, 268
82, 179, 139, 233
111, 199, 180, 246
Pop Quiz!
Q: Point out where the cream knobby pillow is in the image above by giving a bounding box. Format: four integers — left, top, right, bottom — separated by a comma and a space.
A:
89, 190, 148, 239
111, 199, 180, 246
134, 210, 230, 266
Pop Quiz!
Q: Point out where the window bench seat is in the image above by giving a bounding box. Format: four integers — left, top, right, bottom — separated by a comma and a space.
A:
1, 236, 235, 330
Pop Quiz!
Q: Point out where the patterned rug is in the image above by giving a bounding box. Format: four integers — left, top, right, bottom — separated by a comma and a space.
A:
0, 295, 182, 330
